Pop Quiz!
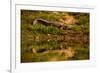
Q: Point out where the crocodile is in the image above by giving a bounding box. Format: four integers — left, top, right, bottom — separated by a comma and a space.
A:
32, 18, 68, 29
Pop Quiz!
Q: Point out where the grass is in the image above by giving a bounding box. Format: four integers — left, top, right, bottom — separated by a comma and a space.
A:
28, 23, 63, 35
21, 10, 90, 63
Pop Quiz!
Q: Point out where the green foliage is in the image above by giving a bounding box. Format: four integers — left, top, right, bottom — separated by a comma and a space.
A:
28, 23, 63, 34
21, 10, 90, 62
